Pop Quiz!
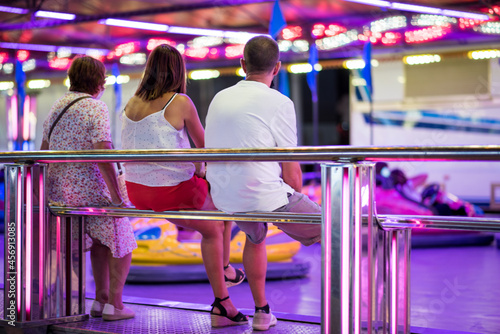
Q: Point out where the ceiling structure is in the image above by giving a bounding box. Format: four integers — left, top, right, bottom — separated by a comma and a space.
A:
0, 0, 499, 75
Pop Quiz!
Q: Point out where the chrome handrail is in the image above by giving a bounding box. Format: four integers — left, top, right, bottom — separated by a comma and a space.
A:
377, 214, 500, 232
49, 206, 500, 232
1, 145, 500, 163
49, 206, 322, 224
4, 146, 500, 334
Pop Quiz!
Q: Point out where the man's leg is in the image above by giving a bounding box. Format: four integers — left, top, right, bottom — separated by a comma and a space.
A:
274, 192, 322, 246
237, 222, 277, 330
243, 236, 267, 307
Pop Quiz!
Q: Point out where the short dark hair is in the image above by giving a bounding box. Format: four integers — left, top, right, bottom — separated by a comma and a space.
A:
135, 44, 186, 101
243, 35, 280, 74
68, 56, 106, 95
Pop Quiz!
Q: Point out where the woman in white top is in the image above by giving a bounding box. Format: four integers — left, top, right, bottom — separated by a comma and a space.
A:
121, 44, 247, 328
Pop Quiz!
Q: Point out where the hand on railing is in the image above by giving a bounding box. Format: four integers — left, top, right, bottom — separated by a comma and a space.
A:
49, 200, 66, 207
110, 199, 133, 208
194, 162, 206, 179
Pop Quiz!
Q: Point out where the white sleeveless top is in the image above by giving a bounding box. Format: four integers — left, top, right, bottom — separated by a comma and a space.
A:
121, 93, 196, 187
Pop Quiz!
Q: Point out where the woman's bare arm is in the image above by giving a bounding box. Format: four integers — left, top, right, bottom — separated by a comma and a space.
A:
93, 141, 124, 206
182, 95, 205, 149
40, 140, 49, 150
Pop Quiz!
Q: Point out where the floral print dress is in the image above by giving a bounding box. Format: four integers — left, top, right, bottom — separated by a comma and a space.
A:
42, 91, 137, 258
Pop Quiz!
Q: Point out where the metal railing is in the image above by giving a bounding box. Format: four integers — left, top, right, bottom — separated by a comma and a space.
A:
1, 145, 500, 163
49, 207, 500, 231
2, 145, 500, 334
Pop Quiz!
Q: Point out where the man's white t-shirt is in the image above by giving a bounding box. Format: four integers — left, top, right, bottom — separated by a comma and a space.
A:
205, 80, 296, 213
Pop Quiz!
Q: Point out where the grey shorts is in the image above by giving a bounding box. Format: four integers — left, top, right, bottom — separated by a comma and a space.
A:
236, 191, 322, 246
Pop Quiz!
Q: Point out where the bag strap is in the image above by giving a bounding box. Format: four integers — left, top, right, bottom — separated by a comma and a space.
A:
48, 95, 92, 141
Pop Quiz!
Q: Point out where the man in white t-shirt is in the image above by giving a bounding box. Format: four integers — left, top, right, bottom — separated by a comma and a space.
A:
205, 35, 321, 331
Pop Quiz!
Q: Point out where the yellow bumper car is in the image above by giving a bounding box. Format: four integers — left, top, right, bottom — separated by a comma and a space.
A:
127, 218, 310, 283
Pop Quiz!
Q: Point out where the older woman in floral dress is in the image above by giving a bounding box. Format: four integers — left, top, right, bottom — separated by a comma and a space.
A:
40, 56, 137, 321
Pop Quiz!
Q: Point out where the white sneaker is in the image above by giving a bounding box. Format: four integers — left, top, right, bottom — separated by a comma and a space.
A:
102, 303, 135, 321
252, 310, 277, 331
90, 300, 105, 317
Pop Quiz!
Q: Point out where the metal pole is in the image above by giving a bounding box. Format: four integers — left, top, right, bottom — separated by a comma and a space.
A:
322, 162, 395, 334
4, 164, 24, 324
321, 163, 356, 334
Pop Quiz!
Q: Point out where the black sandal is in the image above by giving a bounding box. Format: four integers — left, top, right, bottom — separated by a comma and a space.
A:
211, 296, 248, 328
224, 264, 246, 288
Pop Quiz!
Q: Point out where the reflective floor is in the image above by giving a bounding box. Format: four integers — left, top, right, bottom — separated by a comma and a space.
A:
85, 234, 500, 334
49, 299, 321, 334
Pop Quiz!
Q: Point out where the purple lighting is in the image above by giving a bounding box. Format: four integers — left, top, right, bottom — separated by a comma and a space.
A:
341, 170, 350, 334
16, 173, 22, 314
354, 171, 361, 334
99, 17, 263, 40
343, 0, 490, 20
26, 170, 32, 318
35, 10, 75, 20
322, 170, 332, 331
39, 172, 45, 308
0, 42, 109, 55
392, 2, 441, 15
391, 234, 397, 334
0, 6, 29, 14
168, 26, 264, 40
168, 26, 224, 37
347, 0, 390, 6
99, 18, 168, 32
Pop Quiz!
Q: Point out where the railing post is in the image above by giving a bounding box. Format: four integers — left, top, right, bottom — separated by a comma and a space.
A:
379, 227, 411, 334
321, 162, 361, 334
321, 162, 410, 334
4, 164, 33, 325
1, 163, 88, 332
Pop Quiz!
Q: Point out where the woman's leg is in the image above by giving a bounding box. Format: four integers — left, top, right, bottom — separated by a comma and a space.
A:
223, 221, 232, 266
107, 252, 132, 310
90, 241, 110, 304
201, 194, 237, 280
91, 239, 132, 310
169, 218, 239, 318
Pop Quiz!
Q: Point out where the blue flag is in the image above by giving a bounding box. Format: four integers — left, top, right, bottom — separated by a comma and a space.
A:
269, 0, 286, 39
306, 44, 318, 102
112, 63, 122, 113
278, 68, 290, 97
15, 60, 26, 150
361, 42, 373, 101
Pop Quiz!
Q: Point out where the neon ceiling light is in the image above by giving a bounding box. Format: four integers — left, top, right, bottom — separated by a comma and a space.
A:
35, 10, 75, 20
0, 6, 29, 14
99, 18, 263, 40
0, 6, 75, 20
169, 25, 263, 40
169, 26, 224, 36
100, 18, 168, 32
344, 0, 490, 20
0, 42, 109, 55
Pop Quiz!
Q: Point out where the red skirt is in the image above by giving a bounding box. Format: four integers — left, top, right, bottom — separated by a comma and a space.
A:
126, 175, 209, 212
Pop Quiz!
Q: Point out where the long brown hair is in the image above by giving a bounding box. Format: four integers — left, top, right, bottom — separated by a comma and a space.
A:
68, 56, 106, 95
135, 44, 186, 101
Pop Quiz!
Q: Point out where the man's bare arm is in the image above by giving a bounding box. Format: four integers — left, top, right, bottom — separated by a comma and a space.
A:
282, 161, 302, 192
